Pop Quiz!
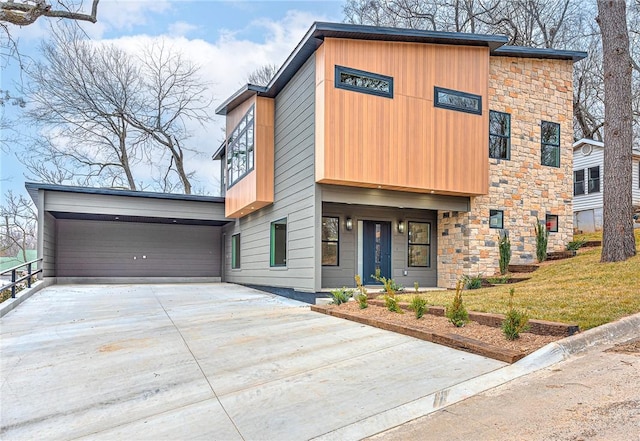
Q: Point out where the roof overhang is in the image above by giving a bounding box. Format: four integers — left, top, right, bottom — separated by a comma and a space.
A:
493, 46, 587, 62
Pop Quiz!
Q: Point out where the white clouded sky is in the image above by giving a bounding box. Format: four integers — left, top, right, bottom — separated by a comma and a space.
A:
1, 0, 342, 201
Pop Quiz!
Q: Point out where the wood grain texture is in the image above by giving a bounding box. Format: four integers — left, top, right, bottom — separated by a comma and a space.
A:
225, 96, 275, 218
316, 38, 489, 196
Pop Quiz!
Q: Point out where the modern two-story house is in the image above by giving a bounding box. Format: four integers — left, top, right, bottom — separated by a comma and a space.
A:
213, 22, 586, 292
572, 138, 640, 232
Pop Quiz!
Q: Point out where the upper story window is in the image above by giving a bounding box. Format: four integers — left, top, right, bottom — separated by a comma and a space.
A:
588, 166, 600, 193
574, 170, 585, 195
489, 110, 511, 159
541, 121, 560, 167
335, 65, 393, 98
434, 86, 482, 115
226, 105, 255, 188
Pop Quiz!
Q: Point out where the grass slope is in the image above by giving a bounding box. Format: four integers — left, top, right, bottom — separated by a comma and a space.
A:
398, 230, 640, 330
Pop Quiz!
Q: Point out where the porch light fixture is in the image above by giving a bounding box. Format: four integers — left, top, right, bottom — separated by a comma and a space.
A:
397, 220, 405, 234
346, 217, 353, 231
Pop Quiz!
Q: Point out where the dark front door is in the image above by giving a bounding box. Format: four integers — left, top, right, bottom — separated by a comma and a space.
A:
363, 221, 391, 285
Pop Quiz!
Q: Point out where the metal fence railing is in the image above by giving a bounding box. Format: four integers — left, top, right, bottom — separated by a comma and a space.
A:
1, 258, 44, 299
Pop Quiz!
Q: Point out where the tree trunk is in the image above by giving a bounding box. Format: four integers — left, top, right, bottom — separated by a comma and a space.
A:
596, 0, 636, 262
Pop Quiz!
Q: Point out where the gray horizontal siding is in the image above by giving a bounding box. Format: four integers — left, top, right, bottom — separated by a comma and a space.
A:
224, 55, 318, 292
56, 219, 221, 277
322, 203, 438, 289
43, 212, 56, 277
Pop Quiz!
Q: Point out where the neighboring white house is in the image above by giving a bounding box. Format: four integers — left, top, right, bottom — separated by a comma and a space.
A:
573, 138, 640, 232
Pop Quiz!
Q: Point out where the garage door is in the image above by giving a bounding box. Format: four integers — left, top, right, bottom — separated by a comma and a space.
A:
56, 219, 221, 277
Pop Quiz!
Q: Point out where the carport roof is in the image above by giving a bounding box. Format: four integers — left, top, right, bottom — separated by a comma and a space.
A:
25, 182, 225, 205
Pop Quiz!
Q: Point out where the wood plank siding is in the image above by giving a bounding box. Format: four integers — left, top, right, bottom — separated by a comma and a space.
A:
222, 56, 320, 292
224, 96, 275, 218
315, 38, 489, 196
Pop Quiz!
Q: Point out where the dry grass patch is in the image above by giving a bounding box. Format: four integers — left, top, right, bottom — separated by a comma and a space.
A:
397, 230, 640, 330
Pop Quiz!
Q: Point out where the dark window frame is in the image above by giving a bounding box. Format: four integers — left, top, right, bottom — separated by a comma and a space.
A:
407, 221, 431, 268
574, 169, 585, 196
335, 65, 394, 99
489, 110, 511, 159
541, 121, 560, 167
321, 216, 339, 266
588, 166, 600, 193
434, 86, 482, 115
546, 214, 559, 233
489, 209, 504, 229
270, 218, 287, 267
231, 234, 241, 269
226, 105, 255, 189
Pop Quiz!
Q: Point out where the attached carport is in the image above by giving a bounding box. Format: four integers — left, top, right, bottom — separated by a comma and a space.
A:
26, 183, 230, 281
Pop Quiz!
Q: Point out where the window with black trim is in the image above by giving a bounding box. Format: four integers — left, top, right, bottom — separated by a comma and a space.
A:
574, 170, 585, 195
408, 222, 431, 267
270, 218, 287, 267
489, 110, 511, 159
489, 209, 504, 229
434, 86, 482, 115
541, 121, 560, 167
231, 234, 240, 269
588, 166, 600, 193
546, 214, 559, 232
226, 105, 255, 188
321, 217, 339, 266
335, 65, 393, 98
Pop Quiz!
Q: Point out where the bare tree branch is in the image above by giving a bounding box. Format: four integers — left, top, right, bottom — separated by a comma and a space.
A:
0, 0, 98, 26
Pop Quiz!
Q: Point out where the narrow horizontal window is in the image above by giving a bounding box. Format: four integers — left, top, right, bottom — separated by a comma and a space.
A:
546, 214, 558, 233
335, 65, 393, 98
573, 170, 585, 196
408, 222, 431, 267
321, 216, 339, 266
489, 209, 504, 229
489, 110, 511, 159
588, 166, 600, 193
541, 121, 560, 167
434, 86, 482, 115
226, 105, 255, 188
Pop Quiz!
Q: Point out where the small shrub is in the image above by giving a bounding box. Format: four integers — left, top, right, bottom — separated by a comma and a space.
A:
501, 288, 530, 340
487, 275, 510, 285
414, 281, 419, 293
372, 270, 403, 295
384, 294, 403, 313
354, 274, 368, 298
356, 293, 368, 309
330, 287, 353, 305
566, 239, 586, 251
462, 273, 483, 290
409, 295, 427, 319
534, 218, 549, 263
498, 230, 512, 275
447, 280, 469, 327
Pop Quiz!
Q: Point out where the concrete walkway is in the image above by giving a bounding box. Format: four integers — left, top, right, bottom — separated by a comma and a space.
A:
1, 284, 505, 440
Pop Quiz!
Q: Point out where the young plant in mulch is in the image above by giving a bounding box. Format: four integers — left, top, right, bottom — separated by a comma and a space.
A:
354, 275, 368, 309
462, 273, 483, 290
372, 268, 404, 295
330, 287, 353, 305
498, 230, 512, 275
409, 295, 427, 319
447, 280, 469, 327
502, 287, 530, 340
534, 218, 549, 263
384, 294, 404, 313
414, 281, 420, 293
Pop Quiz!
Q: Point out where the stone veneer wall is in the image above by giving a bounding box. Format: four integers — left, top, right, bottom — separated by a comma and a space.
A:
438, 56, 575, 288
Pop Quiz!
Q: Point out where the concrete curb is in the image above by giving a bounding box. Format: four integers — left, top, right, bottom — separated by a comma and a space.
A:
0, 278, 54, 318
313, 312, 640, 441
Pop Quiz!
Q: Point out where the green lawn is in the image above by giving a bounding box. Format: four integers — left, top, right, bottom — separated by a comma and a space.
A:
397, 230, 640, 330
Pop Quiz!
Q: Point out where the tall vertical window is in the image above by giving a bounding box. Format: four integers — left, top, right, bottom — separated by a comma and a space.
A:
489, 110, 511, 159
574, 170, 585, 195
546, 214, 559, 232
231, 234, 241, 269
588, 166, 600, 193
489, 209, 504, 229
270, 218, 287, 267
541, 121, 560, 167
321, 217, 339, 266
226, 105, 255, 187
408, 222, 431, 267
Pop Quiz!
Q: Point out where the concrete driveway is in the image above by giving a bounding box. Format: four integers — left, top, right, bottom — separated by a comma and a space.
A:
1, 284, 505, 440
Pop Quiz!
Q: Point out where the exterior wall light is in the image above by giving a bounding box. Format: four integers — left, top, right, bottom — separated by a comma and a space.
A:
346, 217, 353, 231
397, 220, 405, 234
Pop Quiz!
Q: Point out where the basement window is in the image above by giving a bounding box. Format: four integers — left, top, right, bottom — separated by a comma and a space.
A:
335, 65, 393, 98
546, 214, 559, 233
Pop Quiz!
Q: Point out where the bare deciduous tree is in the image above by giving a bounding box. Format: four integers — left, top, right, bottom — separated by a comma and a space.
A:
0, 0, 98, 26
0, 191, 36, 261
596, 0, 636, 262
247, 63, 279, 86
